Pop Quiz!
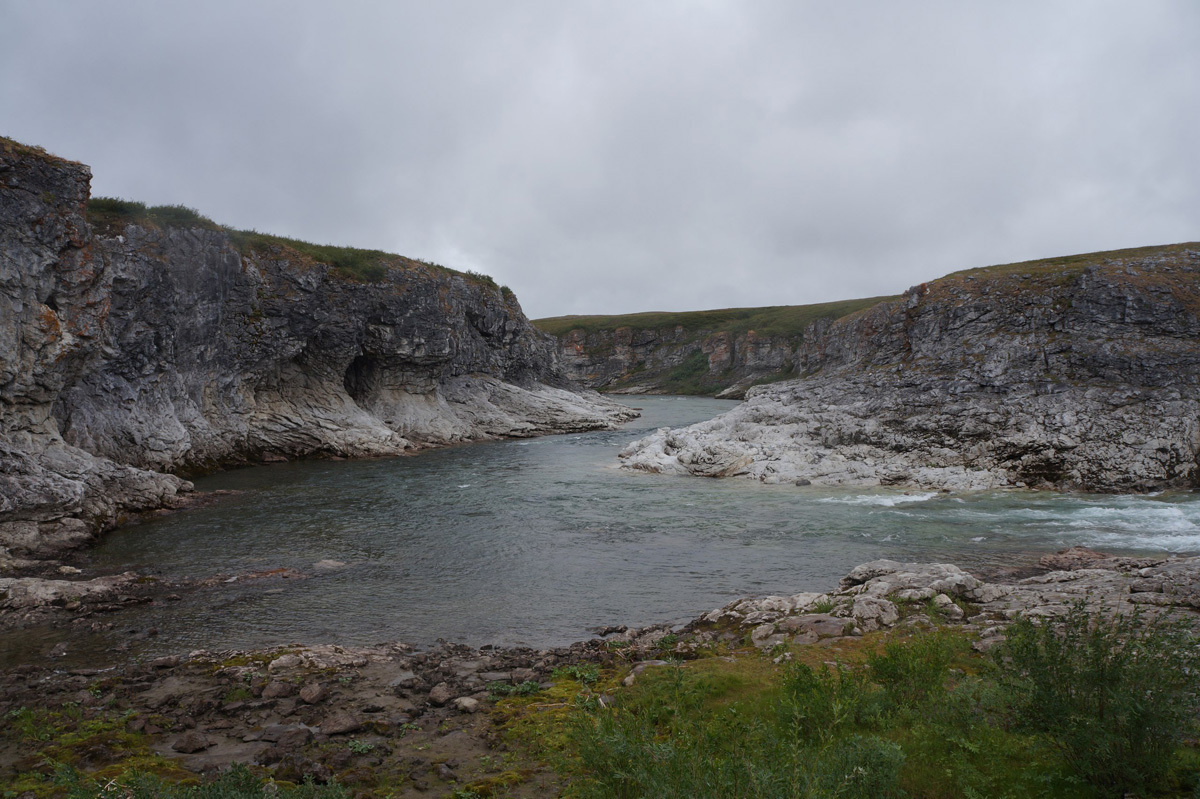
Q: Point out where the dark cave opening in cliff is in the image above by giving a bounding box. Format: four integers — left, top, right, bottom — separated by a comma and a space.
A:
343, 354, 375, 404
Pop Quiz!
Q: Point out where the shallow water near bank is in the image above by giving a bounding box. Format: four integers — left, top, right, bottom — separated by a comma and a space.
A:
10, 395, 1200, 666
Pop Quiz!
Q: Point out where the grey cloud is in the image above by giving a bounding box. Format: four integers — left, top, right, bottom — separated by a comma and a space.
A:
2, 1, 1196, 318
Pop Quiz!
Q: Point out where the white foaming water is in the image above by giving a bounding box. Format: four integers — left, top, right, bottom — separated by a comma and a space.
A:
817, 491, 941, 507
1066, 504, 1198, 533
1057, 502, 1200, 551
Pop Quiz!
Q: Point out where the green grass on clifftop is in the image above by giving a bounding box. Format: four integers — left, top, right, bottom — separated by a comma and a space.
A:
534, 296, 894, 339
946, 241, 1200, 282
85, 196, 505, 287
86, 197, 223, 234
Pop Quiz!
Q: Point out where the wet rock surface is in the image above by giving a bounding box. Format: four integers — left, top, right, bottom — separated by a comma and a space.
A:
620, 244, 1200, 492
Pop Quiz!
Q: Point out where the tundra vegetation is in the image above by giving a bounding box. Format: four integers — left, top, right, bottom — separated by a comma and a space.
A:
534, 297, 892, 341
15, 605, 1198, 799
85, 197, 506, 290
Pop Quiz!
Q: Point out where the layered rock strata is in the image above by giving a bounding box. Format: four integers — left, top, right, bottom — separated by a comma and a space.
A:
620, 244, 1200, 492
536, 297, 885, 399
553, 325, 799, 398
0, 139, 633, 566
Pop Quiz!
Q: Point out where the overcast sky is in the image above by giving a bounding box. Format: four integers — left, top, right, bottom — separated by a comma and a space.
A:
2, 2, 1197, 319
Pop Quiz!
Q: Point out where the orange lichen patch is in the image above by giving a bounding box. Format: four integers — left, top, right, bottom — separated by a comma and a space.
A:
38, 304, 62, 337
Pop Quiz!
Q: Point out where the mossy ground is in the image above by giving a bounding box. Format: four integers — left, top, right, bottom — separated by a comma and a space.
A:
6, 614, 1199, 798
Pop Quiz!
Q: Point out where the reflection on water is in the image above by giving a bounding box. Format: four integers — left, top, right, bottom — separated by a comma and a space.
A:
10, 395, 1200, 665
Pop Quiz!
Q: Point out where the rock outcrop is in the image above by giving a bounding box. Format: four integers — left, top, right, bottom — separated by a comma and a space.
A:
0, 138, 633, 566
620, 244, 1200, 492
701, 549, 1200, 652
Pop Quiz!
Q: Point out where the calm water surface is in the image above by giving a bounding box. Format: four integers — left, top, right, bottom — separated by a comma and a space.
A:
11, 396, 1200, 664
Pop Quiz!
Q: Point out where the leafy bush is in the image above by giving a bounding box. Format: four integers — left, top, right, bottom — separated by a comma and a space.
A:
553, 663, 601, 685
780, 662, 874, 744
804, 735, 905, 799
867, 629, 964, 710
993, 602, 1200, 797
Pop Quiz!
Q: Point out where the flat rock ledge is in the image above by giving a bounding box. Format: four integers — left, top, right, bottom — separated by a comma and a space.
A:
699, 547, 1200, 654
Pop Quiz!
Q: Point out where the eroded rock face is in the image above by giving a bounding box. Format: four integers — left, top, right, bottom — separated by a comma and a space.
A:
551, 325, 799, 398
52, 224, 634, 472
620, 247, 1200, 492
0, 141, 191, 566
0, 139, 634, 565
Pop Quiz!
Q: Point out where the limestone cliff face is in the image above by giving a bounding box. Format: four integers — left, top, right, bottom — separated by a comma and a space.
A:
620, 245, 1200, 492
555, 326, 796, 398
538, 299, 886, 398
0, 140, 632, 565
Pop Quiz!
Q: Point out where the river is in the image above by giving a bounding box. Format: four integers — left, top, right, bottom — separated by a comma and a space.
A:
7, 395, 1200, 665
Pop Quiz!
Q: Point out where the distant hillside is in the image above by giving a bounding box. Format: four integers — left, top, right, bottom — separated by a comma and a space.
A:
536, 243, 1200, 398
534, 297, 895, 397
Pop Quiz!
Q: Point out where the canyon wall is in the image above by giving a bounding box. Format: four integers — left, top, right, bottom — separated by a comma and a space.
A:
0, 139, 632, 566
536, 298, 885, 398
620, 244, 1200, 493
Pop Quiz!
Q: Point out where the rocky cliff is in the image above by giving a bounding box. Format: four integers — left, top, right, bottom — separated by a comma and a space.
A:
535, 298, 887, 398
0, 138, 633, 567
620, 244, 1200, 492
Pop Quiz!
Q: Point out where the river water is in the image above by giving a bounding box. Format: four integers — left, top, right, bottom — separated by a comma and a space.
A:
10, 395, 1200, 665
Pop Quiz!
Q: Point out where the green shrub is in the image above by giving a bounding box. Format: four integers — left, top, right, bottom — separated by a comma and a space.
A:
867, 629, 964, 710
993, 602, 1200, 797
780, 662, 874, 745
553, 663, 600, 685
464, 268, 496, 288
488, 680, 542, 699
805, 735, 905, 799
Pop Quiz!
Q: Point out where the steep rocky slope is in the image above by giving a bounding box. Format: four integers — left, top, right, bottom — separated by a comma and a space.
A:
535, 298, 887, 398
620, 244, 1200, 492
0, 138, 632, 566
